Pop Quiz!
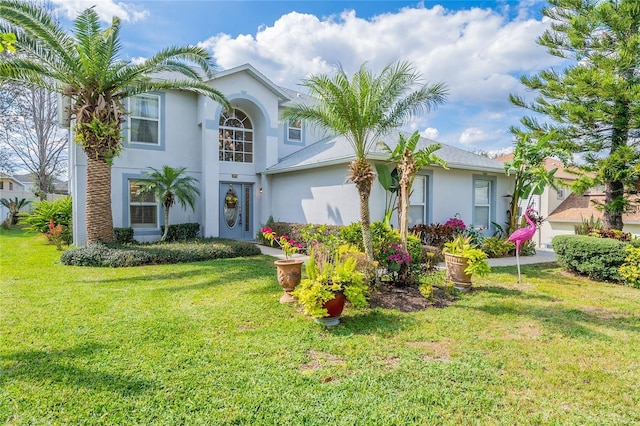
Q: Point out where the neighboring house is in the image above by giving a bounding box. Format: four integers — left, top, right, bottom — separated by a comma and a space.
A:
0, 174, 68, 221
0, 175, 27, 193
12, 173, 69, 195
496, 155, 576, 247
0, 175, 30, 221
67, 63, 513, 245
546, 193, 640, 239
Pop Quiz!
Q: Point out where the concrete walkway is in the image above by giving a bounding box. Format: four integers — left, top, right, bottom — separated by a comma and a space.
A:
256, 244, 557, 266
485, 249, 556, 267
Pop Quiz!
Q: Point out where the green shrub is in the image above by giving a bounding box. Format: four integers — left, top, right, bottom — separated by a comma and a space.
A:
370, 221, 401, 264
161, 222, 200, 241
299, 223, 341, 248
24, 197, 72, 244
618, 245, 640, 289
339, 222, 362, 247
482, 236, 514, 258
407, 234, 422, 268
552, 235, 626, 282
114, 227, 135, 244
259, 221, 342, 251
60, 239, 261, 267
339, 221, 401, 264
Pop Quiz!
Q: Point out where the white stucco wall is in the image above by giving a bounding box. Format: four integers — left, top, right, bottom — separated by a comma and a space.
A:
430, 167, 512, 234
268, 164, 381, 225
268, 164, 511, 233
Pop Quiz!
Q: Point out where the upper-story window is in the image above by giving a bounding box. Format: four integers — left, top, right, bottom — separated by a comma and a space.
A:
129, 94, 160, 145
287, 119, 302, 143
219, 108, 253, 163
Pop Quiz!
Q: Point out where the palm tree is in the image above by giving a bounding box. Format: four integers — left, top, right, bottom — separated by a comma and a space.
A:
0, 196, 31, 225
136, 165, 199, 241
282, 61, 447, 259
0, 2, 230, 244
381, 131, 447, 247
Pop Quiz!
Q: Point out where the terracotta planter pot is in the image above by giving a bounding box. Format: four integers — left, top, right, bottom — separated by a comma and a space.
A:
315, 292, 346, 326
274, 259, 304, 303
444, 253, 472, 291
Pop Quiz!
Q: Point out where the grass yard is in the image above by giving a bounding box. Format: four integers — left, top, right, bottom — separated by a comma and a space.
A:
1, 228, 639, 425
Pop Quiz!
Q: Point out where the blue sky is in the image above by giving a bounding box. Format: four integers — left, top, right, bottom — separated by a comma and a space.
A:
51, 0, 561, 153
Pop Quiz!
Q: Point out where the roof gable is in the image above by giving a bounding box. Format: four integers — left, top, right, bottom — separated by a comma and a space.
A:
213, 63, 291, 102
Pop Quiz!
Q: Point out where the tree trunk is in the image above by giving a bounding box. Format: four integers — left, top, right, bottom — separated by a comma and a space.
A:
162, 206, 170, 240
359, 189, 373, 260
399, 181, 409, 247
603, 180, 624, 231
349, 158, 375, 260
86, 157, 114, 243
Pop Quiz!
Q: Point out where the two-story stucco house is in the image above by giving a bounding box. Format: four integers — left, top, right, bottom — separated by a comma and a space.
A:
67, 63, 513, 246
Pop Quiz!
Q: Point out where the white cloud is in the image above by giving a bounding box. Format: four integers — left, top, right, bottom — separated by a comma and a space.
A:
201, 5, 558, 103
51, 0, 149, 23
195, 2, 562, 152
459, 127, 492, 146
129, 56, 147, 66
421, 128, 440, 140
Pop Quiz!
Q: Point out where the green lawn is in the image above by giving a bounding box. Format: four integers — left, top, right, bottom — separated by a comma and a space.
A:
1, 228, 639, 425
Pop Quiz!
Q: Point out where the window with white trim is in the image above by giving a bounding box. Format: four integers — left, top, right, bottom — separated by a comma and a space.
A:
474, 179, 491, 230
129, 94, 160, 145
219, 108, 253, 163
408, 175, 427, 227
287, 119, 302, 142
129, 180, 157, 228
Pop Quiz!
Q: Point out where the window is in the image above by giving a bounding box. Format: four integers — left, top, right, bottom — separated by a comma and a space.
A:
129, 94, 160, 145
557, 188, 565, 199
408, 175, 427, 227
474, 179, 491, 230
287, 119, 302, 142
129, 180, 157, 228
219, 108, 253, 163
0, 182, 3, 190
9, 182, 12, 190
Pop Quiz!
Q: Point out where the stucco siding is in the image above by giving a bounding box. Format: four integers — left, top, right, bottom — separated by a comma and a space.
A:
269, 164, 386, 226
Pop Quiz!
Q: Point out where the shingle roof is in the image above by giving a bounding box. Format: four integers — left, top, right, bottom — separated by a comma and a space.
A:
547, 192, 640, 223
264, 130, 506, 174
495, 154, 580, 181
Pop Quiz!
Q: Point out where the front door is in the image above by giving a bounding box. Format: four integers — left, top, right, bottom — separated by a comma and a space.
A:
219, 182, 253, 240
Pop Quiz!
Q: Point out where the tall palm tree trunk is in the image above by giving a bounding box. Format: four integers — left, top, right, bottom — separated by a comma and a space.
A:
86, 157, 114, 243
350, 158, 375, 259
359, 189, 373, 259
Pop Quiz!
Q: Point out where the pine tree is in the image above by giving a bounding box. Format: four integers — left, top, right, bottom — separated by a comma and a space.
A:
511, 0, 640, 230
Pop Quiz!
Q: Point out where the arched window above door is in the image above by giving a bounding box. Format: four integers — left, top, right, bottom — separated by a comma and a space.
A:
219, 108, 253, 163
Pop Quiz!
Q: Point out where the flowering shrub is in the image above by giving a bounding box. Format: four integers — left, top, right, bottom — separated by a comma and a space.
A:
383, 244, 412, 272
444, 217, 466, 233
261, 226, 303, 259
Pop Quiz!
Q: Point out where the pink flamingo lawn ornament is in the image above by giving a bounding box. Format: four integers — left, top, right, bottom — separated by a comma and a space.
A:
507, 208, 538, 283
